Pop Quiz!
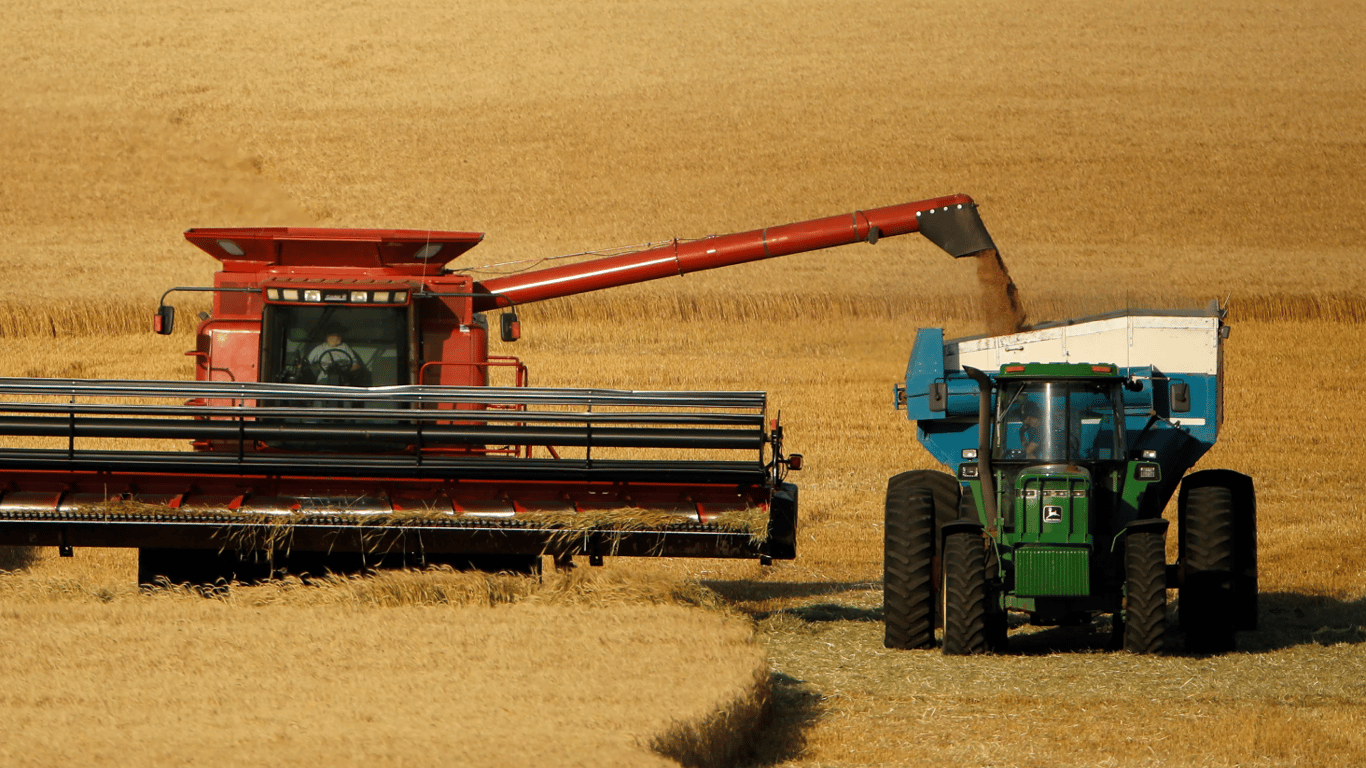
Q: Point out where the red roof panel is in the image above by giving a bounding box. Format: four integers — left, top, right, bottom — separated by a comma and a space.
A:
184, 227, 485, 275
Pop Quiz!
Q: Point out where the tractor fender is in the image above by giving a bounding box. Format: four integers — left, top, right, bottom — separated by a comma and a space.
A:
1111, 517, 1169, 553
939, 519, 985, 544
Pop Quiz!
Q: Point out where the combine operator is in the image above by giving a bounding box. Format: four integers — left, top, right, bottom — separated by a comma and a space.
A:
307, 326, 368, 387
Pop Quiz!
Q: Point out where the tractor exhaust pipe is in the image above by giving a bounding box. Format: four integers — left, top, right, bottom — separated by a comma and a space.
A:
963, 366, 998, 529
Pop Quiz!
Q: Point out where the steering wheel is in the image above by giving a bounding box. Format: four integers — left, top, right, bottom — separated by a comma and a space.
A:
316, 347, 356, 372
314, 347, 359, 386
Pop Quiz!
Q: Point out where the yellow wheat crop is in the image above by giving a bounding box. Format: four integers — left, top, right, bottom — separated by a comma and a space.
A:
4, 0, 1366, 764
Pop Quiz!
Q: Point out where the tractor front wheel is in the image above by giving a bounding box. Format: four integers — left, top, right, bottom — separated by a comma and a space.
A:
942, 530, 989, 655
1123, 528, 1168, 654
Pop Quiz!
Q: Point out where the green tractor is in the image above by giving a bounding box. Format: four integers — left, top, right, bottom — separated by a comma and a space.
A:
888, 310, 1257, 654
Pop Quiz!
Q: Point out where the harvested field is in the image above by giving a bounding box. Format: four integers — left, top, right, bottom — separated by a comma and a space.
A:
3, 0, 1366, 765
0, 569, 768, 768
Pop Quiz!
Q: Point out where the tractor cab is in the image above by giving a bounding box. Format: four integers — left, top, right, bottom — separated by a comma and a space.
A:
991, 363, 1127, 464
978, 363, 1143, 557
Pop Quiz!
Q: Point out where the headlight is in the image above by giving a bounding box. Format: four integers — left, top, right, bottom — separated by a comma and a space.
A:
282, 289, 299, 301
304, 290, 322, 302
351, 291, 368, 303
961, 448, 978, 460
959, 464, 979, 479
1136, 464, 1160, 480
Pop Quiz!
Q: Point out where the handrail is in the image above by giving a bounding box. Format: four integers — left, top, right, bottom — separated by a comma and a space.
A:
0, 378, 766, 409
419, 357, 528, 388
0, 401, 764, 426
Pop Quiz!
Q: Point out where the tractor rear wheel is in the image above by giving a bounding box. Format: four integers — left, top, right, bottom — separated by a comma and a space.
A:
908, 469, 963, 533
897, 469, 961, 626
941, 530, 989, 655
1123, 528, 1167, 654
1181, 485, 1236, 653
884, 477, 938, 650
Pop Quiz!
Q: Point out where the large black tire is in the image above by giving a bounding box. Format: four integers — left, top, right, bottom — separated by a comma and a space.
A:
1123, 528, 1168, 654
941, 530, 989, 655
896, 469, 963, 531
1231, 480, 1259, 631
884, 479, 937, 649
1180, 485, 1236, 653
884, 470, 961, 649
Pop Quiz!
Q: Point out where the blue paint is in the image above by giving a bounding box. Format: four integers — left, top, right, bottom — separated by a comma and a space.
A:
898, 324, 1221, 505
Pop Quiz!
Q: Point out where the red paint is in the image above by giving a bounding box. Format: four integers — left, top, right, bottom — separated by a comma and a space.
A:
471, 195, 975, 310
184, 227, 484, 276
121, 199, 969, 542
181, 197, 974, 409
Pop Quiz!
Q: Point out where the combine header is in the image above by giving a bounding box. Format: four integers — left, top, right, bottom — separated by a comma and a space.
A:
0, 195, 995, 584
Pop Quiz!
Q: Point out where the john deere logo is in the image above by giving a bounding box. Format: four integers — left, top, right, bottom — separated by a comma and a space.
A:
1043, 506, 1063, 523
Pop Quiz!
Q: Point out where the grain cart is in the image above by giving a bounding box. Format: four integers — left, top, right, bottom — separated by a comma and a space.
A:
0, 195, 995, 585
887, 306, 1256, 654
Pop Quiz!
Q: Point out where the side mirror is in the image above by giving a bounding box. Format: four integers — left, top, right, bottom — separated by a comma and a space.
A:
1170, 381, 1191, 413
500, 310, 521, 342
153, 305, 175, 335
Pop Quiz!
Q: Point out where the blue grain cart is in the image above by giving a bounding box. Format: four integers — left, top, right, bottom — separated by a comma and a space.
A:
885, 305, 1256, 654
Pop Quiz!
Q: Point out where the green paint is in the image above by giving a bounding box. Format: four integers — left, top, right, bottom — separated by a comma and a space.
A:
1014, 546, 1091, 596
952, 366, 1172, 619
1118, 461, 1162, 523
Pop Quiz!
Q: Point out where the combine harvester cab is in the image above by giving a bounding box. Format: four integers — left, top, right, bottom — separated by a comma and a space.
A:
887, 306, 1256, 654
0, 195, 995, 586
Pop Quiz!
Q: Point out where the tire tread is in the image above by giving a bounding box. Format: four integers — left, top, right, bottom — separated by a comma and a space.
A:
942, 531, 988, 655
1124, 529, 1167, 654
1182, 485, 1236, 653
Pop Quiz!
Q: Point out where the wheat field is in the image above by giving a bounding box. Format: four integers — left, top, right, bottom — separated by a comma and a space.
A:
3, 0, 1366, 765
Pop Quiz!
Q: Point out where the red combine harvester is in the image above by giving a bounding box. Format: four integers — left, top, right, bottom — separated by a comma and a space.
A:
0, 196, 994, 585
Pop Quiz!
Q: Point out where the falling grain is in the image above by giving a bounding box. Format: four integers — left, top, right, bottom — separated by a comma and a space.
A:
974, 249, 1029, 334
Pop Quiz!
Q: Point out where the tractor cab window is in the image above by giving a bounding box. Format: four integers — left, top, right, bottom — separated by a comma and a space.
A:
262, 304, 409, 392
994, 379, 1125, 462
